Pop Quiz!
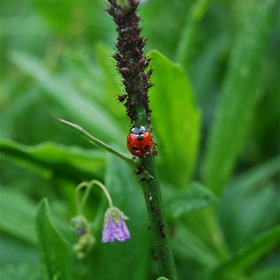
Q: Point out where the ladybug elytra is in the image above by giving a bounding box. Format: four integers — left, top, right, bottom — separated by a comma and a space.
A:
126, 125, 153, 158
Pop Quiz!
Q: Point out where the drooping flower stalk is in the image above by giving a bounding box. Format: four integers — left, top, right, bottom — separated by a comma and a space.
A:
71, 182, 96, 259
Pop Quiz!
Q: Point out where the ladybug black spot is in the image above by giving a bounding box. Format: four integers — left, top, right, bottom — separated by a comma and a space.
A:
132, 146, 138, 150
137, 135, 144, 141
144, 145, 149, 149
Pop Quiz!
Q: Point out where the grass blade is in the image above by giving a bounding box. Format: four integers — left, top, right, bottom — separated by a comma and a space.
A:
201, 0, 276, 195
35, 198, 70, 280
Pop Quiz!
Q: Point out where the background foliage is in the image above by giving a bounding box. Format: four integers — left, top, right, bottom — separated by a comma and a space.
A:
0, 0, 279, 279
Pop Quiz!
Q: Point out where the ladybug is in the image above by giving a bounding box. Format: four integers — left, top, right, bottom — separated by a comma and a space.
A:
126, 125, 153, 158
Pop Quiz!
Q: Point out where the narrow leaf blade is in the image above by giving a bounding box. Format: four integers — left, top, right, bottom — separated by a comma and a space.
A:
175, 0, 209, 67
167, 182, 217, 219
201, 0, 276, 195
9, 50, 124, 145
0, 138, 105, 180
148, 50, 201, 188
35, 198, 70, 280
203, 225, 280, 280
0, 263, 42, 280
0, 188, 37, 245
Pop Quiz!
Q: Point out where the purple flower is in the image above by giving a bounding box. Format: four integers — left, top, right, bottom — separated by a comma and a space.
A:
102, 207, 131, 243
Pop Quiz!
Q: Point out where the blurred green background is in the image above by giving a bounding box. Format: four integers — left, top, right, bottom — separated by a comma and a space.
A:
0, 0, 279, 279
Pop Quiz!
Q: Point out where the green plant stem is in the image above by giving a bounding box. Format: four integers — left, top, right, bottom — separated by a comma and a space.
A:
140, 155, 178, 280
90, 180, 114, 208
75, 182, 90, 216
116, 0, 128, 6
75, 180, 114, 216
56, 118, 134, 169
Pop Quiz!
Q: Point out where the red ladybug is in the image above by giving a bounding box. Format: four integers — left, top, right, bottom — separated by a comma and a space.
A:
126, 126, 153, 158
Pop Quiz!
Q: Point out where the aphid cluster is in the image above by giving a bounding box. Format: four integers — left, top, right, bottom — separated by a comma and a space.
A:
107, 0, 153, 125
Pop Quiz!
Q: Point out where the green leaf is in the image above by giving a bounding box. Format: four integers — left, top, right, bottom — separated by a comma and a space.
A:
0, 233, 39, 265
0, 263, 42, 280
167, 182, 217, 219
148, 50, 201, 188
0, 138, 105, 179
201, 0, 276, 195
63, 46, 129, 131
95, 43, 128, 124
219, 155, 280, 250
0, 188, 71, 249
172, 222, 219, 267
8, 50, 124, 145
0, 188, 37, 245
175, 0, 209, 67
35, 198, 70, 280
251, 267, 280, 280
203, 225, 280, 280
95, 42, 122, 99
62, 50, 104, 103
192, 34, 230, 105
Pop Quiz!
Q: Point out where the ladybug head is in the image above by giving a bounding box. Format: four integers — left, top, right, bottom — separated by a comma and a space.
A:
130, 125, 147, 135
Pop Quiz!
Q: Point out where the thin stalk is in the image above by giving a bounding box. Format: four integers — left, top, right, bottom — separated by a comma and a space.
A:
90, 180, 114, 208
75, 182, 89, 216
117, 0, 128, 6
75, 180, 114, 216
140, 155, 177, 279
56, 118, 134, 168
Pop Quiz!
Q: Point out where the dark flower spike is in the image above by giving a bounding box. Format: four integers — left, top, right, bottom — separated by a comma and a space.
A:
107, 0, 153, 127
